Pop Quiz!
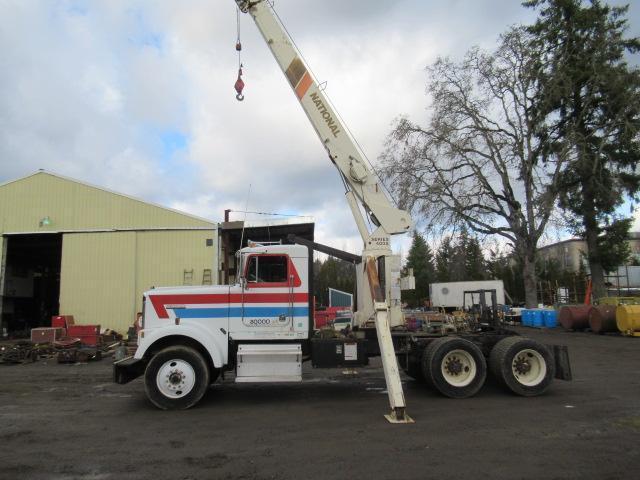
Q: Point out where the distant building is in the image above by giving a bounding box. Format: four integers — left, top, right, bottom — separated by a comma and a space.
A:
538, 232, 640, 273
0, 171, 217, 335
0, 171, 315, 336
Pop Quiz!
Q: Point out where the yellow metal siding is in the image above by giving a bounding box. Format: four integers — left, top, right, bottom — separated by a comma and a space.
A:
60, 232, 137, 333
134, 230, 218, 306
59, 230, 217, 333
0, 172, 213, 232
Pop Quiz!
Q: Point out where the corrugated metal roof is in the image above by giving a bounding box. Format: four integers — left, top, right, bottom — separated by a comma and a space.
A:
0, 171, 216, 232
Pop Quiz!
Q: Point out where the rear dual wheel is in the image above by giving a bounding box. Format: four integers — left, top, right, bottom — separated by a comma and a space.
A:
490, 336, 554, 396
422, 337, 487, 399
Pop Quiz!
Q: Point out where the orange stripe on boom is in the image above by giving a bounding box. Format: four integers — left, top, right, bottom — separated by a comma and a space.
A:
295, 71, 313, 99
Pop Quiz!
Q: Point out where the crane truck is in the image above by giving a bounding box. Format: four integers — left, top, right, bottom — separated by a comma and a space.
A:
114, 0, 571, 423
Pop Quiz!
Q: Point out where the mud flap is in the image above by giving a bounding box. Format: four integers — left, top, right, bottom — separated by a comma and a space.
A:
551, 345, 572, 381
113, 356, 146, 384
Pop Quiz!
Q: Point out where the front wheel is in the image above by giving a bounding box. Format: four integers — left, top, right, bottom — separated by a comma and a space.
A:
422, 337, 487, 398
489, 336, 555, 396
144, 346, 210, 410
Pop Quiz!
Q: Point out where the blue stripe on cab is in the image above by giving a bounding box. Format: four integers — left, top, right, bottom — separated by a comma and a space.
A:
171, 307, 309, 319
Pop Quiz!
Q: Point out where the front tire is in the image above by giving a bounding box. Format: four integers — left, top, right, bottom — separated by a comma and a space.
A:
144, 346, 210, 410
489, 336, 555, 396
422, 337, 487, 398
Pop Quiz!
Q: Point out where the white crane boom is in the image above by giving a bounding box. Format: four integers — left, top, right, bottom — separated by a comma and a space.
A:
235, 0, 413, 423
235, 0, 412, 237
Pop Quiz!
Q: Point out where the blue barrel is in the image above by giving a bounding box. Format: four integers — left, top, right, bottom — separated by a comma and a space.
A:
532, 309, 544, 327
543, 309, 558, 328
521, 309, 530, 326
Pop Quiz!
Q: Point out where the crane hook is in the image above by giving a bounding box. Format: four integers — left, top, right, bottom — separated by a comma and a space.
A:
234, 66, 245, 101
235, 7, 244, 100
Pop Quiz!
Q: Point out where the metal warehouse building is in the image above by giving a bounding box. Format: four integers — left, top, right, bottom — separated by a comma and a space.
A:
0, 171, 217, 336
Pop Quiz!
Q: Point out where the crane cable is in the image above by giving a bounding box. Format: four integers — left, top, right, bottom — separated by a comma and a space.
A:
234, 7, 245, 101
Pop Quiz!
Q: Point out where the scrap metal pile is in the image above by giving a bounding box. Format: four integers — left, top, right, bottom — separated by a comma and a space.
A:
0, 337, 117, 365
1, 315, 135, 365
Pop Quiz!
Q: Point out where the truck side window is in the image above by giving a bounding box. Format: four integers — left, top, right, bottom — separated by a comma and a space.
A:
247, 256, 258, 282
246, 255, 288, 283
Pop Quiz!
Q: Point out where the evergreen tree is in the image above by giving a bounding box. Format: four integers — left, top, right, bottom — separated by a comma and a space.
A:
464, 236, 486, 280
313, 257, 355, 307
486, 248, 525, 304
449, 229, 469, 281
402, 231, 435, 307
526, 0, 640, 298
435, 236, 455, 282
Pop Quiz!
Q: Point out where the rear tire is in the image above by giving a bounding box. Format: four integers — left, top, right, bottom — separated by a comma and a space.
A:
144, 346, 210, 410
421, 337, 486, 398
490, 336, 554, 396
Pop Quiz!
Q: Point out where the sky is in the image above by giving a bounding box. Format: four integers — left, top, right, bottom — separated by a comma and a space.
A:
1, 0, 639, 258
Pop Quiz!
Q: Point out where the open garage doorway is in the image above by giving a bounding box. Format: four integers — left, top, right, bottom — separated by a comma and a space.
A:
0, 234, 62, 337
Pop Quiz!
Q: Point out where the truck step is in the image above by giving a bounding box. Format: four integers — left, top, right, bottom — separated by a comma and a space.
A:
235, 344, 302, 383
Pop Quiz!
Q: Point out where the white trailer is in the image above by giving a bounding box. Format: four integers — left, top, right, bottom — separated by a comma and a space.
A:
430, 280, 506, 309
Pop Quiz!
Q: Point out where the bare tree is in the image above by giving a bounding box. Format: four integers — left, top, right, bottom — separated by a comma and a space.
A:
380, 28, 567, 307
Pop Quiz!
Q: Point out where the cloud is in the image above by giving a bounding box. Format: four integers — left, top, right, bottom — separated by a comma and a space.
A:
1, 0, 588, 254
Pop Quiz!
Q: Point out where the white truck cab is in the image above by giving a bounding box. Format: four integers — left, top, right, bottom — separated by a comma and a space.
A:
115, 243, 345, 409
139, 243, 311, 346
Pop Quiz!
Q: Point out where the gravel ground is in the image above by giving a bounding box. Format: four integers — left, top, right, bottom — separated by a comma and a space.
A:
1, 327, 639, 480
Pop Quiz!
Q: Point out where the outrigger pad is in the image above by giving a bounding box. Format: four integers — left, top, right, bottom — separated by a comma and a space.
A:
384, 409, 415, 424
552, 345, 572, 381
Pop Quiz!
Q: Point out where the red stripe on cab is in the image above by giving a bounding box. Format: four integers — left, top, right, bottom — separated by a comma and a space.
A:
150, 293, 309, 318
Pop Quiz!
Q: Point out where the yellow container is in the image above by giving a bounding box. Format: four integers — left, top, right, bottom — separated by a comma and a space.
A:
598, 297, 640, 306
616, 305, 640, 337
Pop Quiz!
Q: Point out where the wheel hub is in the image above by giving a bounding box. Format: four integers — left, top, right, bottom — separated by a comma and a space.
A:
156, 359, 196, 398
440, 349, 477, 387
169, 371, 183, 386
511, 348, 547, 386
445, 357, 466, 375
514, 355, 532, 375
